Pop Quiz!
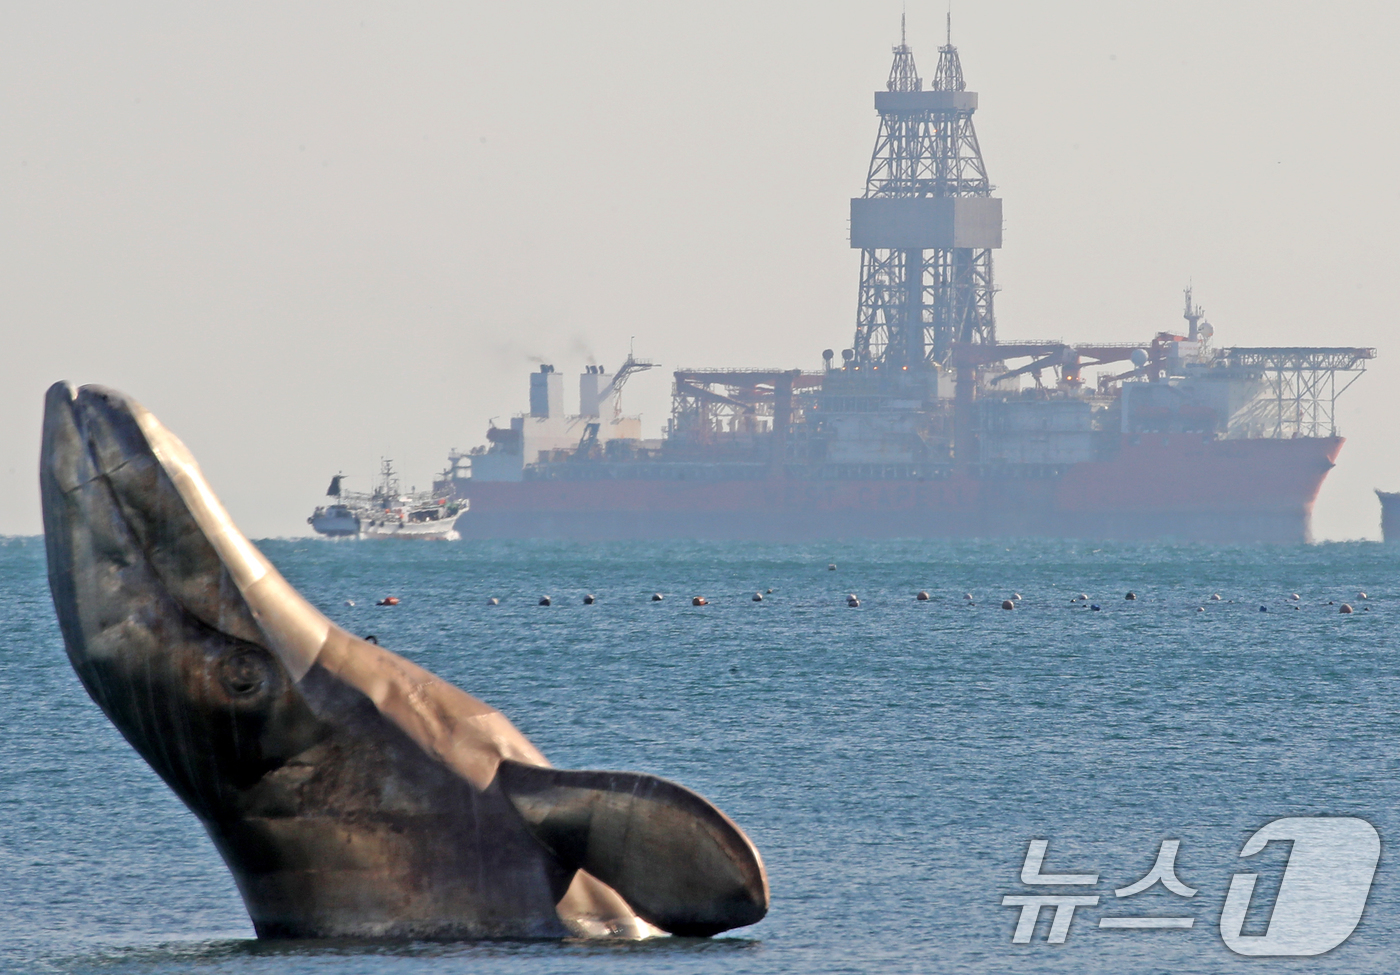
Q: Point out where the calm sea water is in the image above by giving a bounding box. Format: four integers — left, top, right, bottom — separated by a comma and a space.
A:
2, 537, 1399, 974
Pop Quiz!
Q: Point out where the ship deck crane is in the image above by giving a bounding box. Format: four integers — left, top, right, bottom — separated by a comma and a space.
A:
603, 354, 657, 418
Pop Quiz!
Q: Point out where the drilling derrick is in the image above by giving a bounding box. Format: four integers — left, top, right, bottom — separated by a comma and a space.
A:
850, 18, 1001, 373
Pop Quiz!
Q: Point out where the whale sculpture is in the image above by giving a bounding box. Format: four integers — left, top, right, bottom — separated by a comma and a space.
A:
40, 383, 768, 939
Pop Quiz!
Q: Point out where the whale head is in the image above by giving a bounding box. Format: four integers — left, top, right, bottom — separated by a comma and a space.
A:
40, 382, 768, 940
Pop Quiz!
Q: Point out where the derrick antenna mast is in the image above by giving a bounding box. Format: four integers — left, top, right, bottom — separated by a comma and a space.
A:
850, 17, 1001, 371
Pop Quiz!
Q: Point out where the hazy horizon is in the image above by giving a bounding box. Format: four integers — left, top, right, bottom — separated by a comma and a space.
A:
3, 1, 1396, 540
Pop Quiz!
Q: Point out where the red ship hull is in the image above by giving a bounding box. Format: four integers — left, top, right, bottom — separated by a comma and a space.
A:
454, 435, 1343, 543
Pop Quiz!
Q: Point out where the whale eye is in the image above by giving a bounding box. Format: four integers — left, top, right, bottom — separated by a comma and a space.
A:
219, 650, 269, 697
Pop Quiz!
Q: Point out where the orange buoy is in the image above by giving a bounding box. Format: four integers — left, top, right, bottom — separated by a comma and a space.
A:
692, 596, 708, 606
1340, 603, 1354, 614
376, 596, 399, 606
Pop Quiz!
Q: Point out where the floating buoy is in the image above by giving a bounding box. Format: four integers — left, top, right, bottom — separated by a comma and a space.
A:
345, 600, 355, 607
1001, 599, 1015, 610
1210, 593, 1222, 601
1259, 605, 1268, 612
1358, 591, 1369, 600
1340, 603, 1353, 614
376, 596, 399, 606
1125, 591, 1137, 600
752, 592, 763, 602
1197, 607, 1205, 612
1091, 604, 1101, 611
651, 593, 664, 601
364, 634, 378, 644
963, 593, 973, 600
583, 594, 595, 605
1076, 593, 1088, 602
766, 588, 774, 594
539, 596, 551, 606
916, 591, 930, 601
1011, 592, 1022, 601
1290, 593, 1300, 601
487, 597, 499, 606
847, 594, 860, 607
692, 596, 708, 606
828, 563, 837, 571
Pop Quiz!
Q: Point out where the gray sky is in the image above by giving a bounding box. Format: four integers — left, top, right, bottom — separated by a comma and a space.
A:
3, 1, 1396, 540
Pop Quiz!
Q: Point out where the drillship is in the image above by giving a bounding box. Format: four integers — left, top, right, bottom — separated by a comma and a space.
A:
440, 23, 1374, 544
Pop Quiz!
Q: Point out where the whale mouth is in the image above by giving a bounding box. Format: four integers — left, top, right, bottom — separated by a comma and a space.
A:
42, 382, 270, 658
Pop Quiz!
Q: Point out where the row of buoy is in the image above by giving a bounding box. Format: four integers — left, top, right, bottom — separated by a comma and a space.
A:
482, 592, 1377, 609
371, 589, 1377, 610
477, 587, 787, 607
